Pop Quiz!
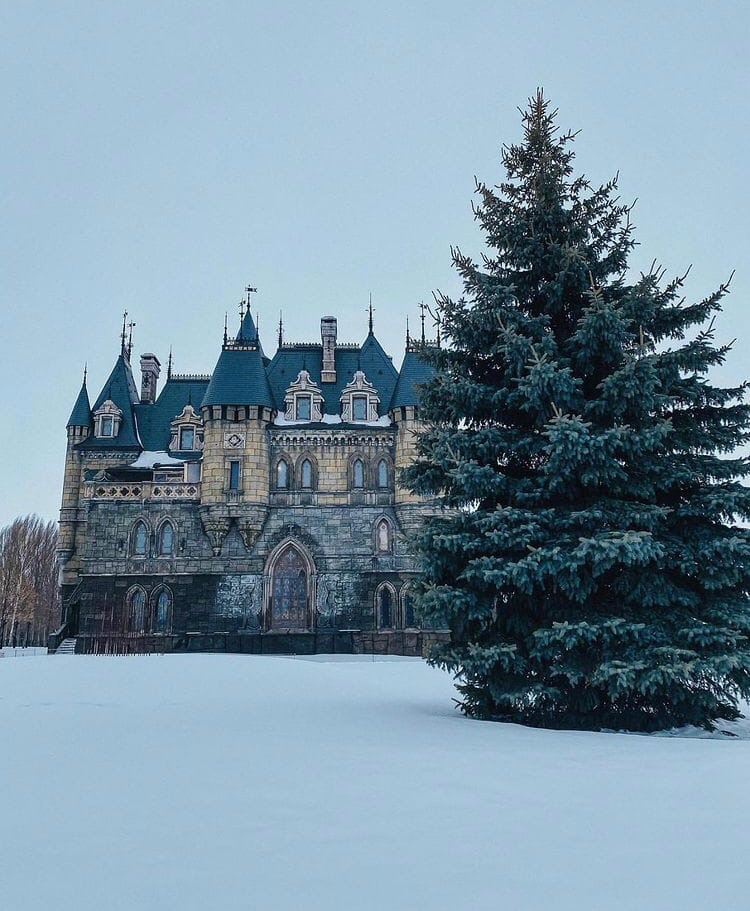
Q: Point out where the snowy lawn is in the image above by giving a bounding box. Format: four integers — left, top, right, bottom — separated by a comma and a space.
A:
1, 655, 748, 911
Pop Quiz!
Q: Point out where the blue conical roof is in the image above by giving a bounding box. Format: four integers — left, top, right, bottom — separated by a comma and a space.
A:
389, 349, 434, 409
79, 354, 141, 449
236, 308, 258, 343
202, 346, 274, 408
66, 381, 91, 428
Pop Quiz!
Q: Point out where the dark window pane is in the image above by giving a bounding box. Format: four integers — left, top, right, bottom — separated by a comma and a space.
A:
179, 427, 195, 450
133, 523, 147, 555
229, 461, 240, 490
352, 396, 367, 421
296, 396, 311, 420
154, 591, 170, 632
353, 459, 364, 488
101, 417, 113, 437
301, 459, 313, 489
160, 523, 174, 555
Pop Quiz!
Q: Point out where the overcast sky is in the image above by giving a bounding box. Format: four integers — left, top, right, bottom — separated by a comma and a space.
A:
0, 1, 747, 526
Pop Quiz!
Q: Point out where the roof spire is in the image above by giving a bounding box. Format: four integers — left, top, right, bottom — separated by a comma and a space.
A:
278, 311, 284, 348
223, 312, 228, 346
167, 347, 173, 380
126, 318, 136, 360
256, 309, 260, 340
238, 298, 245, 340
120, 311, 128, 356
405, 316, 410, 350
419, 302, 427, 345
82, 363, 88, 387
368, 292, 374, 335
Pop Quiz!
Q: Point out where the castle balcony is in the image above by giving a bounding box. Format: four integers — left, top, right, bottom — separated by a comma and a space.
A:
82, 480, 201, 502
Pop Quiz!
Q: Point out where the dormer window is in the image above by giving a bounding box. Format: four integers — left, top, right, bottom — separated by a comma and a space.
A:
340, 370, 380, 423
283, 370, 324, 423
179, 427, 195, 450
295, 395, 311, 421
93, 399, 123, 439
169, 404, 203, 454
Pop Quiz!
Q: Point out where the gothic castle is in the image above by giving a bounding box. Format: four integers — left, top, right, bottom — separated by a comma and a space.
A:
56, 293, 444, 655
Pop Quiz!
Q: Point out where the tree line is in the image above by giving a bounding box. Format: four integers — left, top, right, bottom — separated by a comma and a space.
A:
0, 515, 60, 648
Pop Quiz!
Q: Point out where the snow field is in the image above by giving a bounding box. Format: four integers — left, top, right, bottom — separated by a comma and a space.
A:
0, 654, 748, 911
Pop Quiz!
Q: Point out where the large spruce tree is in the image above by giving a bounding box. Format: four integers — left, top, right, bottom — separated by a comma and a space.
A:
404, 92, 750, 731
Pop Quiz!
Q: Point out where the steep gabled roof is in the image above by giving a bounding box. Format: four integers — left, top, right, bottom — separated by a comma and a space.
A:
202, 346, 274, 408
78, 355, 141, 449
389, 349, 435, 410
266, 332, 398, 415
134, 377, 210, 451
66, 380, 92, 428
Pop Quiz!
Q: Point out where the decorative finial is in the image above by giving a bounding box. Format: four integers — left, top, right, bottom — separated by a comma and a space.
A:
238, 299, 245, 340
82, 363, 87, 386
278, 311, 284, 348
405, 316, 410, 350
419, 302, 427, 345
256, 310, 260, 340
120, 311, 128, 356
167, 347, 173, 381
368, 292, 374, 334
223, 312, 228, 346
127, 318, 136, 360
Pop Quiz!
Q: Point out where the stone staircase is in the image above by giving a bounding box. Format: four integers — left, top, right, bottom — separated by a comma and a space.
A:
56, 638, 77, 655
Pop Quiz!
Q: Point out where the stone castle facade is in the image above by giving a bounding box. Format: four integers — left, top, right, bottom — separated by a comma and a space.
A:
56, 297, 442, 655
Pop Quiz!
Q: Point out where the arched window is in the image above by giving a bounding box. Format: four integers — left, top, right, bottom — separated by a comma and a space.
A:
158, 521, 174, 556
132, 521, 148, 557
377, 459, 389, 488
376, 584, 396, 629
375, 518, 391, 553
152, 588, 172, 633
277, 459, 289, 489
352, 458, 364, 489
402, 587, 417, 629
126, 588, 146, 633
300, 458, 313, 490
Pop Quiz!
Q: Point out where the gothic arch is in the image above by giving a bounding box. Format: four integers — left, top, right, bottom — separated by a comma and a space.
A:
263, 539, 317, 631
348, 452, 368, 489
124, 584, 148, 633
156, 518, 175, 556
375, 582, 397, 629
295, 452, 318, 490
150, 584, 174, 633
273, 454, 292, 490
400, 582, 420, 630
130, 518, 150, 558
373, 515, 394, 554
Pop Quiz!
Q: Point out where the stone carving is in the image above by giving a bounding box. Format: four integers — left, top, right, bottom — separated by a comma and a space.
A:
200, 517, 231, 556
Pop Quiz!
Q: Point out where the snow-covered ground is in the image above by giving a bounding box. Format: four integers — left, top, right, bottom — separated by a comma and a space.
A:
1, 655, 748, 911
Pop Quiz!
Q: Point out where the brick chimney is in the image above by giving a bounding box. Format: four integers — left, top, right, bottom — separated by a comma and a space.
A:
140, 353, 161, 404
321, 317, 337, 383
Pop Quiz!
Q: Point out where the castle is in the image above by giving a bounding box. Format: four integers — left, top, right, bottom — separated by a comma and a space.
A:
55, 292, 444, 655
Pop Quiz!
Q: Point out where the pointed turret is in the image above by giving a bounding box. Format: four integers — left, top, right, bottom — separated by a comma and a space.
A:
67, 372, 92, 429
81, 354, 141, 449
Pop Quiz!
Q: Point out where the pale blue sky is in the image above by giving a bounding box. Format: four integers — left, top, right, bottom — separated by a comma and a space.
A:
0, 1, 747, 526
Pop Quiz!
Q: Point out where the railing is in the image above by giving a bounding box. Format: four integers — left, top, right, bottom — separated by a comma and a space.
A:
83, 481, 201, 501
48, 622, 71, 653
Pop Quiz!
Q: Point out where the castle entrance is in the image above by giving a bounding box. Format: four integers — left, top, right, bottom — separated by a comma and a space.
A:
269, 543, 310, 630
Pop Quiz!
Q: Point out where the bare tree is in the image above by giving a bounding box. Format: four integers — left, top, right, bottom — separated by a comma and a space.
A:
0, 516, 60, 647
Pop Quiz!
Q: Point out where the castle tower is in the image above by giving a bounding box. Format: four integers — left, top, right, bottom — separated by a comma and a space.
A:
390, 342, 435, 531
58, 372, 92, 587
199, 306, 273, 554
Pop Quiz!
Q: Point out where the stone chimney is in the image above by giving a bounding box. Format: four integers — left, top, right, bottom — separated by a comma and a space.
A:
320, 316, 337, 383
140, 353, 161, 404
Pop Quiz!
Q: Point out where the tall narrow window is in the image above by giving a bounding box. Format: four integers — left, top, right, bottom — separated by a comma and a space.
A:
353, 458, 364, 489
126, 589, 146, 633
228, 460, 241, 491
377, 586, 394, 629
153, 589, 172, 633
295, 395, 311, 421
377, 459, 388, 488
179, 427, 195, 450
402, 590, 416, 628
159, 522, 174, 556
352, 395, 367, 421
185, 461, 201, 483
301, 458, 313, 489
277, 459, 289, 489
375, 518, 391, 553
101, 416, 114, 437
133, 521, 148, 556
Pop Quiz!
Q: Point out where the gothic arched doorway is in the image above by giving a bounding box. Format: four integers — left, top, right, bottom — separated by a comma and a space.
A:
267, 542, 313, 631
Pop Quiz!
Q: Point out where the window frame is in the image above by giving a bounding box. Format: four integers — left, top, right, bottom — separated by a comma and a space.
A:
295, 394, 312, 421
352, 395, 368, 422
228, 460, 241, 491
